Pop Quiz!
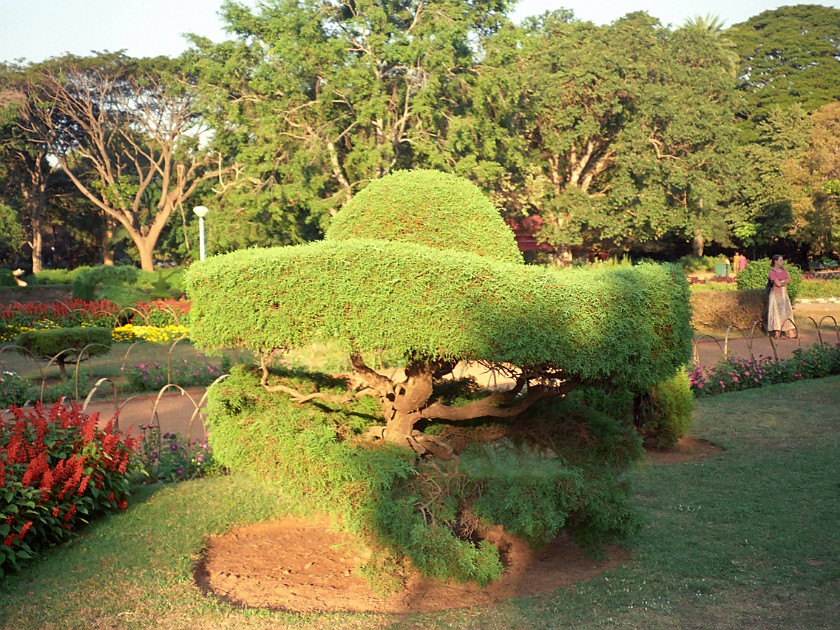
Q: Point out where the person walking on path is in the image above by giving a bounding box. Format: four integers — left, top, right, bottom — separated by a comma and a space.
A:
736, 252, 747, 274
767, 254, 796, 339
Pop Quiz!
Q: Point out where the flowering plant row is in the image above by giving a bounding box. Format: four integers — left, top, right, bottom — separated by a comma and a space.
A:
0, 299, 193, 344
0, 403, 137, 577
689, 342, 840, 397
125, 359, 223, 392
135, 424, 218, 482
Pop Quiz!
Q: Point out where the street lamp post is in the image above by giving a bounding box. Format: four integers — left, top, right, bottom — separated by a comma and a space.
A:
193, 206, 209, 261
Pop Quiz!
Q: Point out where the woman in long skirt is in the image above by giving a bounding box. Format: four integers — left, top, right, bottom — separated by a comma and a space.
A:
767, 254, 796, 339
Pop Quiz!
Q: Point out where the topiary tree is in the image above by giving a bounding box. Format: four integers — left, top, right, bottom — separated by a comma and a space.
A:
15, 327, 113, 380
187, 170, 692, 456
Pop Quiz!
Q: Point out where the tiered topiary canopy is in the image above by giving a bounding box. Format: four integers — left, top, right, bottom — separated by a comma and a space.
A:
187, 170, 692, 453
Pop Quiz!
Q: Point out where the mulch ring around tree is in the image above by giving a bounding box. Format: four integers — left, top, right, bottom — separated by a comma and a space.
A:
193, 435, 721, 614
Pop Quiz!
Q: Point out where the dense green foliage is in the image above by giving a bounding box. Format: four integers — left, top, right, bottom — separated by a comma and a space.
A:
728, 5, 840, 136
187, 240, 691, 392
633, 369, 694, 449
736, 258, 803, 302
71, 265, 140, 300
326, 170, 522, 264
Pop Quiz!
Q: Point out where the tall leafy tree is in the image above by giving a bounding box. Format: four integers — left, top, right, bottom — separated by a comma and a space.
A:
782, 101, 840, 256
189, 0, 511, 236
728, 4, 840, 138
470, 11, 745, 256
23, 53, 230, 271
0, 65, 54, 272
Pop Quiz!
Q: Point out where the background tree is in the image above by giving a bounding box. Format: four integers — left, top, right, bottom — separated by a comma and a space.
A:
0, 65, 55, 272
728, 4, 840, 139
782, 101, 840, 257
468, 11, 745, 257
23, 53, 230, 271
188, 0, 511, 239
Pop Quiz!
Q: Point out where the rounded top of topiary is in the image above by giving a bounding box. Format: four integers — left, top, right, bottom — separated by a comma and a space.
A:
325, 169, 523, 264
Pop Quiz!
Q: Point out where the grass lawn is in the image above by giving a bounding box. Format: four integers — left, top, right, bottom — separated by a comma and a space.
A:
1, 377, 838, 629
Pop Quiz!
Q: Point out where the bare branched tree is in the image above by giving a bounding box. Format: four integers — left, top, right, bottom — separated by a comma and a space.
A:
23, 55, 231, 271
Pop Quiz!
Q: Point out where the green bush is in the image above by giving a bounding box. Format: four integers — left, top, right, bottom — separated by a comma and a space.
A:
30, 268, 89, 285
634, 368, 694, 449
71, 265, 140, 301
14, 326, 113, 379
326, 169, 522, 264
0, 269, 16, 287
737, 258, 802, 302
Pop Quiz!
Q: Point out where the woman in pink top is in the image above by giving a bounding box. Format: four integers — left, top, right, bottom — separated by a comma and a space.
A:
767, 254, 796, 339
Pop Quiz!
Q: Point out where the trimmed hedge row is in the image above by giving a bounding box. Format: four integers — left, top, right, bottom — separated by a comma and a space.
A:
187, 239, 692, 393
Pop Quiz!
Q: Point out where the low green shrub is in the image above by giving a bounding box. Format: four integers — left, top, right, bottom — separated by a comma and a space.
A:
737, 259, 802, 302
14, 327, 113, 379
634, 368, 694, 449
30, 268, 87, 285
799, 278, 840, 299
71, 265, 139, 301
134, 425, 219, 483
0, 403, 137, 577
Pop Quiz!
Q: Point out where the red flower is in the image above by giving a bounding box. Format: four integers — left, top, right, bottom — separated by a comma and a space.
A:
118, 500, 128, 510
17, 521, 32, 540
3, 535, 14, 547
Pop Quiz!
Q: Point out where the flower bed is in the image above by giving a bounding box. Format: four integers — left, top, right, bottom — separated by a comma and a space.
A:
0, 299, 193, 344
125, 359, 223, 391
689, 342, 840, 396
0, 403, 137, 577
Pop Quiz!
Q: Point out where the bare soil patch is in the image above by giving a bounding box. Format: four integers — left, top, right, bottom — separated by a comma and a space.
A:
195, 517, 630, 614
646, 435, 723, 464
194, 437, 718, 614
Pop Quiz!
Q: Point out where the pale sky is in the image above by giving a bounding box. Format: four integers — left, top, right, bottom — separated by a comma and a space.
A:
1, 0, 838, 65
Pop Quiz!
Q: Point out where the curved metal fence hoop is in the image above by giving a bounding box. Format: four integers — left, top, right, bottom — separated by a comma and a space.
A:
114, 305, 152, 328
724, 325, 756, 361
167, 337, 190, 384
0, 344, 47, 386
74, 343, 112, 402
82, 377, 118, 423
42, 348, 80, 402
692, 335, 724, 364
817, 315, 839, 343
185, 374, 230, 442
804, 317, 822, 344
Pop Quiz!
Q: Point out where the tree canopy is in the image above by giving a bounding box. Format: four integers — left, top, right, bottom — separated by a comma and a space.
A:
729, 4, 840, 138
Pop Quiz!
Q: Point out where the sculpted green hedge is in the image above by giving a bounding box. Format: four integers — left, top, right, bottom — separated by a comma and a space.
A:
187, 238, 691, 393
326, 170, 523, 264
